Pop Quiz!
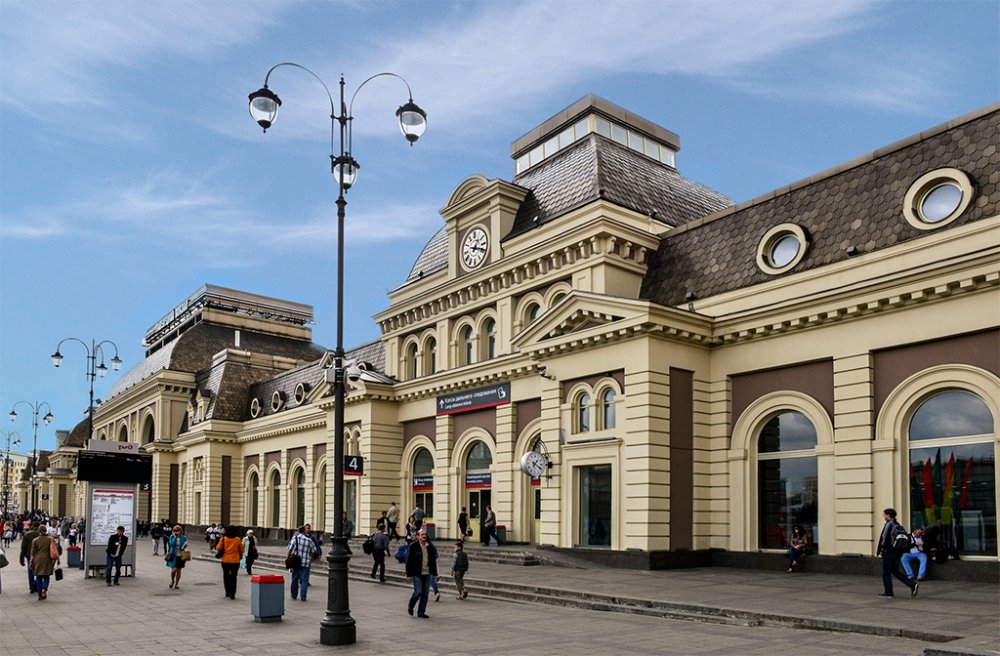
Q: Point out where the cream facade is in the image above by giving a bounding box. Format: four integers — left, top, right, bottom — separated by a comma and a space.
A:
50, 97, 999, 570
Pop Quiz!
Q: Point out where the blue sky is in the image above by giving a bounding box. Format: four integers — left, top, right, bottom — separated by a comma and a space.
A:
2, 1, 997, 452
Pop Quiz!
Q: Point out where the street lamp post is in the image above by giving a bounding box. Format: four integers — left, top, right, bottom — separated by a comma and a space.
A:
248, 64, 426, 646
8, 402, 53, 514
2, 431, 21, 518
50, 338, 122, 442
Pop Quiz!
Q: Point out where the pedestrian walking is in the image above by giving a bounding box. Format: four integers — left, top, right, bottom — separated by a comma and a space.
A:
877, 508, 918, 598
369, 524, 389, 583
242, 530, 258, 576
451, 541, 469, 599
2, 521, 13, 547
412, 504, 425, 529
67, 523, 79, 547
287, 525, 320, 601
166, 525, 187, 590
342, 511, 355, 540
105, 525, 128, 586
482, 505, 503, 545
29, 528, 58, 600
161, 520, 171, 554
405, 528, 438, 619
150, 522, 163, 555
18, 521, 41, 594
457, 507, 469, 542
404, 515, 419, 544
215, 525, 244, 599
387, 502, 400, 541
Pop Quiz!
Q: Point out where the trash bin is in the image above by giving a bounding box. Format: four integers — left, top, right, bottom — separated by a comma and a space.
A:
423, 523, 435, 540
250, 574, 285, 622
66, 546, 82, 567
495, 525, 507, 545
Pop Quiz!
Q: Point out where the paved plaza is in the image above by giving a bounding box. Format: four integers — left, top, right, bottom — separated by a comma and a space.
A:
1, 539, 997, 656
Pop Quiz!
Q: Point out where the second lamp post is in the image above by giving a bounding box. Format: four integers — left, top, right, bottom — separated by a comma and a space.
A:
51, 337, 121, 443
248, 64, 426, 646
8, 401, 53, 513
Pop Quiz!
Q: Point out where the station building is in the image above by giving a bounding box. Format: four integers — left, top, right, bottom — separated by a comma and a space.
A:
40, 96, 999, 570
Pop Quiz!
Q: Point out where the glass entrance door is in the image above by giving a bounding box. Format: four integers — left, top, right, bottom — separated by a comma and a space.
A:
467, 489, 491, 543
579, 464, 612, 547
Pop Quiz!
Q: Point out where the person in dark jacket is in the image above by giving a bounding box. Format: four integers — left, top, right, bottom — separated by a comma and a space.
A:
370, 524, 390, 583
106, 526, 128, 586
877, 508, 918, 598
19, 521, 41, 594
404, 528, 438, 618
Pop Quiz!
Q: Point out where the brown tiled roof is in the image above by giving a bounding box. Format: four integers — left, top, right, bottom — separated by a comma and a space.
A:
508, 134, 732, 239
65, 415, 90, 448
108, 323, 326, 400
640, 107, 1000, 306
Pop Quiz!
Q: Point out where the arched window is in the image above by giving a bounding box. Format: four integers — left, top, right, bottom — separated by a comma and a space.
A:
484, 319, 497, 360
413, 448, 434, 517
575, 393, 591, 433
294, 468, 306, 528
523, 302, 541, 327
461, 326, 474, 366
466, 441, 493, 471
269, 470, 281, 527
315, 464, 327, 532
600, 388, 616, 429
757, 411, 818, 550
425, 337, 437, 375
907, 390, 995, 556
248, 471, 259, 526
141, 415, 155, 445
118, 424, 128, 442
406, 342, 419, 380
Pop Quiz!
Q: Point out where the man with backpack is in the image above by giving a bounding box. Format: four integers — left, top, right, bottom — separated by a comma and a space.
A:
876, 508, 918, 598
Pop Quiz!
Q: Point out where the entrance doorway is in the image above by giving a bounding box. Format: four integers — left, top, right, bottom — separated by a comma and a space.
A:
467, 488, 491, 544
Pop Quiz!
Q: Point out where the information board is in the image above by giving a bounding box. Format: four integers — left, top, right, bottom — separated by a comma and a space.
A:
89, 488, 135, 546
436, 383, 510, 415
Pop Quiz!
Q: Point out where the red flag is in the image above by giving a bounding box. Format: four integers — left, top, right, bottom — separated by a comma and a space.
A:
958, 458, 974, 509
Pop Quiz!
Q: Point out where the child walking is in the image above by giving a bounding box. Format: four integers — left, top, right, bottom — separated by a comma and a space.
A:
451, 541, 469, 600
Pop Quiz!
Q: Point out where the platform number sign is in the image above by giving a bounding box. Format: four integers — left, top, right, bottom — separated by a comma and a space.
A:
344, 455, 364, 476
41, 493, 50, 500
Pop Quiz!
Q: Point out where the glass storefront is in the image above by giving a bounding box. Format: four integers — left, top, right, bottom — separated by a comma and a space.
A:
578, 464, 611, 547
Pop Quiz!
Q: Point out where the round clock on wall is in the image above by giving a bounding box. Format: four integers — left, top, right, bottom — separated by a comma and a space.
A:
520, 451, 548, 478
462, 227, 489, 269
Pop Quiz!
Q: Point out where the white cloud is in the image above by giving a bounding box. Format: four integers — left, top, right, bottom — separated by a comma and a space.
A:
0, 1, 288, 118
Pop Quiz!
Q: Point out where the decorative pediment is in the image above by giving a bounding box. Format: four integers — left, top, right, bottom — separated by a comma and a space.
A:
512, 290, 649, 348
446, 175, 491, 208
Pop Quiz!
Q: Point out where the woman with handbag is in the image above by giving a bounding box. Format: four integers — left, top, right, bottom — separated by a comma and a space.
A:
29, 529, 59, 600
166, 524, 188, 589
215, 525, 244, 599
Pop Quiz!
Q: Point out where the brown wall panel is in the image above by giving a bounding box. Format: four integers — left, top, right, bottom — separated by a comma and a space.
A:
874, 329, 1000, 412
453, 407, 496, 443
731, 360, 834, 427
265, 451, 281, 467
669, 368, 693, 551
403, 417, 437, 448
287, 446, 307, 467
515, 398, 541, 437
561, 369, 626, 401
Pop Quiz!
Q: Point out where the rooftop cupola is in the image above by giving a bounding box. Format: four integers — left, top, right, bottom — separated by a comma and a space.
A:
511, 95, 680, 175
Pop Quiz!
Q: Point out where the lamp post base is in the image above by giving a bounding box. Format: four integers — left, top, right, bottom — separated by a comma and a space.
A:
319, 536, 356, 646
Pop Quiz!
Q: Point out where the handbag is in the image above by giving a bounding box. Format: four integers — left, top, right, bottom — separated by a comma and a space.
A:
54, 567, 64, 581
0, 549, 9, 569
285, 553, 302, 570
49, 539, 59, 560
362, 535, 374, 555
180, 549, 192, 561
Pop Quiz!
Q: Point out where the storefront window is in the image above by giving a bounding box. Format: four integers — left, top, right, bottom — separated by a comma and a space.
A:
757, 412, 818, 550
908, 390, 996, 556
295, 468, 306, 528
249, 472, 259, 526
270, 470, 281, 527
579, 464, 611, 547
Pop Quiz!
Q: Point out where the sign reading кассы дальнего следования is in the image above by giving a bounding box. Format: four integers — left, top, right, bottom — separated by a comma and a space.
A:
436, 382, 510, 415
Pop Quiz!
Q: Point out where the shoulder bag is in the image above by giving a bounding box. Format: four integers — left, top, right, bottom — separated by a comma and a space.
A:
49, 538, 59, 560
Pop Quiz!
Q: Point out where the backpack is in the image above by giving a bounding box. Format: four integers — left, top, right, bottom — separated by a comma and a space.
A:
362, 534, 374, 555
890, 523, 913, 555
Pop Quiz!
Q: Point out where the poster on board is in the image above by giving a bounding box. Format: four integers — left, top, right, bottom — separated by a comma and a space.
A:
89, 488, 135, 546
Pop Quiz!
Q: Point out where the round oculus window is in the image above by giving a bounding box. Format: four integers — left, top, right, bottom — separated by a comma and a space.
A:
769, 234, 800, 268
756, 223, 809, 275
903, 168, 974, 230
920, 183, 963, 223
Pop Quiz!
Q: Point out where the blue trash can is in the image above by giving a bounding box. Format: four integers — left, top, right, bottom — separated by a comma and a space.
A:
250, 574, 285, 622
423, 523, 435, 540
66, 546, 82, 567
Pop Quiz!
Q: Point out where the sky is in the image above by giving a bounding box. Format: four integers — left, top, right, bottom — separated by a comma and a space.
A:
1, 0, 998, 453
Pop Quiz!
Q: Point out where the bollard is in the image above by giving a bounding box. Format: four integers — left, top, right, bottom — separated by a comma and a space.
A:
250, 574, 285, 622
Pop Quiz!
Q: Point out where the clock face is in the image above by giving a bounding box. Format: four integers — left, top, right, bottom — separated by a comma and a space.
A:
462, 227, 489, 269
520, 451, 547, 478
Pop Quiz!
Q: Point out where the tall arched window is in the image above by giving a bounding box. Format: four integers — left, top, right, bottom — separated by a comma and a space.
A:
141, 415, 155, 445
461, 326, 474, 366
406, 342, 419, 380
294, 468, 306, 528
484, 319, 497, 360
248, 471, 259, 526
908, 390, 995, 556
466, 441, 493, 471
757, 411, 818, 550
413, 448, 434, 517
269, 470, 281, 527
316, 464, 327, 532
118, 424, 129, 442
600, 389, 616, 429
575, 393, 591, 433
425, 337, 437, 375
526, 303, 541, 324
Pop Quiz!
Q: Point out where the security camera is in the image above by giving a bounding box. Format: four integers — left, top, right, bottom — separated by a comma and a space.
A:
346, 364, 362, 382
